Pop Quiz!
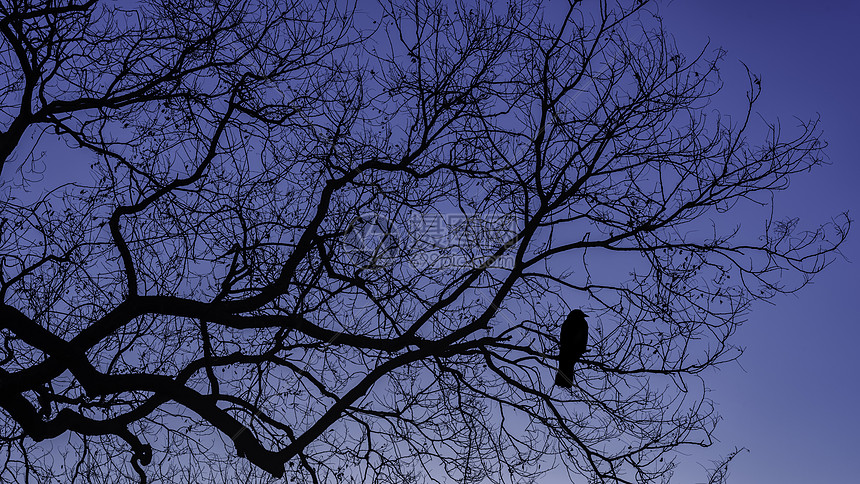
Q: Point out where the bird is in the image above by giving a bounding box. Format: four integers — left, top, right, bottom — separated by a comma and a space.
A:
555, 309, 588, 388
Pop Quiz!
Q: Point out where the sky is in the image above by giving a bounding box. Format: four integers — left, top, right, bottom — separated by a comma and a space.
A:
658, 1, 860, 482
1, 1, 857, 482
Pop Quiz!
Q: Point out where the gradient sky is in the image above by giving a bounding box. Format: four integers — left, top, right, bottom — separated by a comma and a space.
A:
658, 1, 860, 482
2, 1, 856, 482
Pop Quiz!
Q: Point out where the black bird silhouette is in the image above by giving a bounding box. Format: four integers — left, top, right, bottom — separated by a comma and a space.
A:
555, 309, 588, 388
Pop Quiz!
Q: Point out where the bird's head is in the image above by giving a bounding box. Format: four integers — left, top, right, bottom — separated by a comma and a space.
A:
570, 309, 587, 318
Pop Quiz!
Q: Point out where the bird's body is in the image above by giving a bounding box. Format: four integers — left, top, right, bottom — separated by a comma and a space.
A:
555, 309, 588, 388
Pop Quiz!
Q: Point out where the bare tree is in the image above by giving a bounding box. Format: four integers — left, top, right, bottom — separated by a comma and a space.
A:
705, 447, 748, 484
0, 0, 849, 482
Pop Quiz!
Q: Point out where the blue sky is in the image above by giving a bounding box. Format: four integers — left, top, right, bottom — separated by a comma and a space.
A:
659, 1, 859, 482
2, 1, 855, 481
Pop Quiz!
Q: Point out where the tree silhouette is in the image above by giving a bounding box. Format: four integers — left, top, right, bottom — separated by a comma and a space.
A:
0, 0, 849, 482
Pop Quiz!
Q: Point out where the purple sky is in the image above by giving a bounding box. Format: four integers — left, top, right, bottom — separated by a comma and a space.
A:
660, 1, 859, 482
3, 1, 855, 482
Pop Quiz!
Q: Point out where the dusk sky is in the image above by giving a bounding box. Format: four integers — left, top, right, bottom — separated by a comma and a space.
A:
658, 1, 859, 482
1, 1, 856, 482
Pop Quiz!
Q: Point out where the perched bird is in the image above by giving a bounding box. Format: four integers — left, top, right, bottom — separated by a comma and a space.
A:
555, 309, 588, 388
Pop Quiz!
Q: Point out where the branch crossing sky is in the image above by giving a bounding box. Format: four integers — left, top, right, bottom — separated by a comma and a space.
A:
660, 2, 859, 482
